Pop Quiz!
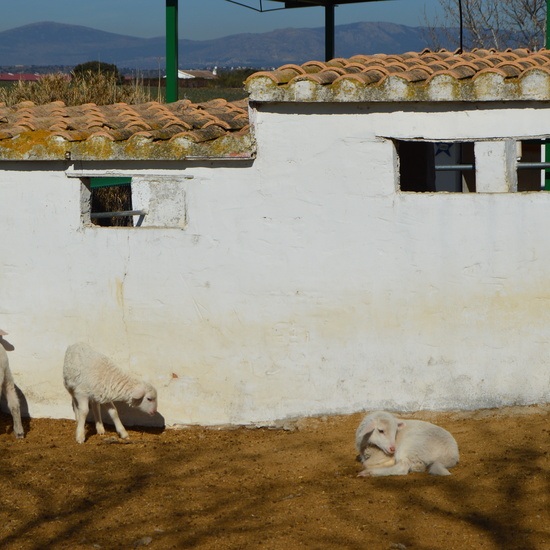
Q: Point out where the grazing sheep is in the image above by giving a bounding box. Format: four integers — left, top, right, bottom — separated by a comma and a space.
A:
0, 330, 24, 439
63, 342, 158, 443
355, 410, 459, 477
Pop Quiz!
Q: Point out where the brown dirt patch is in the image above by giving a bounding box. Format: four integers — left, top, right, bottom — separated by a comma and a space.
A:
0, 405, 548, 550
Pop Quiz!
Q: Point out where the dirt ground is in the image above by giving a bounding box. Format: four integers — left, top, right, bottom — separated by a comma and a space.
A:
0, 405, 548, 550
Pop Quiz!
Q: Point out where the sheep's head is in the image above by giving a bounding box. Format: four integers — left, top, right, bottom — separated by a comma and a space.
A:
131, 383, 158, 415
357, 411, 404, 456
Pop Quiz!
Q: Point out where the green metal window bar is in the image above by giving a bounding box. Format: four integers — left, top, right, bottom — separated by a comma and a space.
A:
436, 162, 550, 191
90, 210, 148, 220
436, 163, 550, 171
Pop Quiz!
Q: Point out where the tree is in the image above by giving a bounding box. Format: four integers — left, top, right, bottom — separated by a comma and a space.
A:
213, 68, 260, 88
72, 61, 124, 85
424, 0, 546, 51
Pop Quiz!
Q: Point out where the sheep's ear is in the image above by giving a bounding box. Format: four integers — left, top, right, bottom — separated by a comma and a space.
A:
397, 421, 406, 430
358, 430, 374, 456
362, 420, 376, 436
131, 385, 146, 401
360, 429, 374, 443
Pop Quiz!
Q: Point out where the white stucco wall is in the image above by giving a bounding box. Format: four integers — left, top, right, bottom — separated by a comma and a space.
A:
1, 101, 550, 427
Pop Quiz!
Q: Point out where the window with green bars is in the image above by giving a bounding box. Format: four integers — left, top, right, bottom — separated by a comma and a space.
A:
397, 139, 550, 193
88, 177, 138, 227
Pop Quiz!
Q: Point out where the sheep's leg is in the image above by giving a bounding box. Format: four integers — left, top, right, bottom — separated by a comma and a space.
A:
358, 457, 397, 477
428, 462, 452, 476
90, 401, 105, 435
73, 393, 90, 444
358, 459, 412, 477
363, 456, 396, 470
70, 395, 79, 420
104, 402, 129, 439
4, 379, 24, 439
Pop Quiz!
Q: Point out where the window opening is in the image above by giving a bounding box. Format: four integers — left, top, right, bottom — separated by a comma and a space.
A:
88, 177, 145, 227
397, 141, 475, 192
397, 141, 435, 192
516, 140, 550, 192
397, 138, 550, 193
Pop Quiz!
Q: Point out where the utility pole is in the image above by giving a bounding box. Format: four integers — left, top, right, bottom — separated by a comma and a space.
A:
166, 0, 179, 103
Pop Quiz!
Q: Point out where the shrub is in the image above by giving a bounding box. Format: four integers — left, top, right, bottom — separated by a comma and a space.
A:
73, 61, 125, 85
0, 72, 153, 106
213, 68, 259, 88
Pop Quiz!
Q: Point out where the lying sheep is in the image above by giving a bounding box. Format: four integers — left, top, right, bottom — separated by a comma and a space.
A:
63, 342, 158, 443
355, 410, 459, 477
0, 330, 24, 439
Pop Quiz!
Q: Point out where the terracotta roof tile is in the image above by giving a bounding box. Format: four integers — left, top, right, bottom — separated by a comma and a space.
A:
5, 48, 550, 161
334, 68, 388, 86
398, 67, 433, 82
301, 60, 327, 73
296, 68, 345, 85
50, 130, 91, 142
245, 47, 550, 102
0, 127, 27, 139
436, 63, 477, 79
468, 58, 494, 70
495, 62, 524, 77
0, 98, 254, 161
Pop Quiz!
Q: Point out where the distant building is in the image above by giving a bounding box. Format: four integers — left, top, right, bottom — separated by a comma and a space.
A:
178, 69, 217, 80
0, 73, 41, 82
138, 69, 218, 89
177, 69, 218, 88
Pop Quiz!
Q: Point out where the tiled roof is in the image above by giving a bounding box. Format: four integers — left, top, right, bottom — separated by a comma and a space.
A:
4, 48, 550, 161
245, 48, 550, 102
0, 98, 252, 161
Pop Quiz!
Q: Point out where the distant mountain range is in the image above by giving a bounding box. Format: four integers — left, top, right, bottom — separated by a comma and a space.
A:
0, 21, 441, 70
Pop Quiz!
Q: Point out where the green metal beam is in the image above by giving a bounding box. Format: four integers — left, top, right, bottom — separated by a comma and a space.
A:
324, 4, 334, 61
226, 1, 393, 62
546, 0, 550, 189
166, 0, 179, 103
90, 177, 132, 188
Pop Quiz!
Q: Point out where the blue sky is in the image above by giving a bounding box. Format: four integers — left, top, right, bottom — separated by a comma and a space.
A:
1, 0, 443, 39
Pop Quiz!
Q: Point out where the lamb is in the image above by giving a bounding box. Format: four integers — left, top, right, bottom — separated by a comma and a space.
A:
355, 410, 459, 477
63, 342, 158, 443
0, 330, 24, 439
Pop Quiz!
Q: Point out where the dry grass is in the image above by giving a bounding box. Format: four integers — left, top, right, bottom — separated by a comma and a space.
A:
0, 72, 154, 106
91, 185, 134, 227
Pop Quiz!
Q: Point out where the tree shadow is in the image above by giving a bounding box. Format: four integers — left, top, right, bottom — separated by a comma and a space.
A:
0, 413, 546, 549
327, 416, 549, 550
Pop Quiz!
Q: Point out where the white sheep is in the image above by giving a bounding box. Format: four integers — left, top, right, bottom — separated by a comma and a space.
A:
0, 330, 24, 439
63, 342, 158, 443
355, 410, 459, 477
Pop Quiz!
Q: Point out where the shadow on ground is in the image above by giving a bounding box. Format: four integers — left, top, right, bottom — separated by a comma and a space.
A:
0, 408, 547, 549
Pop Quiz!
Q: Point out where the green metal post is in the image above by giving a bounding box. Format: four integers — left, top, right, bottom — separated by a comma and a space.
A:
325, 4, 335, 61
546, 0, 550, 188
166, 0, 179, 103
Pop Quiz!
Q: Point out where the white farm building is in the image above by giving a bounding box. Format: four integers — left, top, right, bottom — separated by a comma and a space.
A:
1, 48, 550, 427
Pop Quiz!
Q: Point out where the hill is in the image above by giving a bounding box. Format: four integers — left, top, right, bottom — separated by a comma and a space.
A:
0, 21, 433, 69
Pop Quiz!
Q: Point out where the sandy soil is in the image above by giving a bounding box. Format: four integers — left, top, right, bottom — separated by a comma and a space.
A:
0, 405, 548, 550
